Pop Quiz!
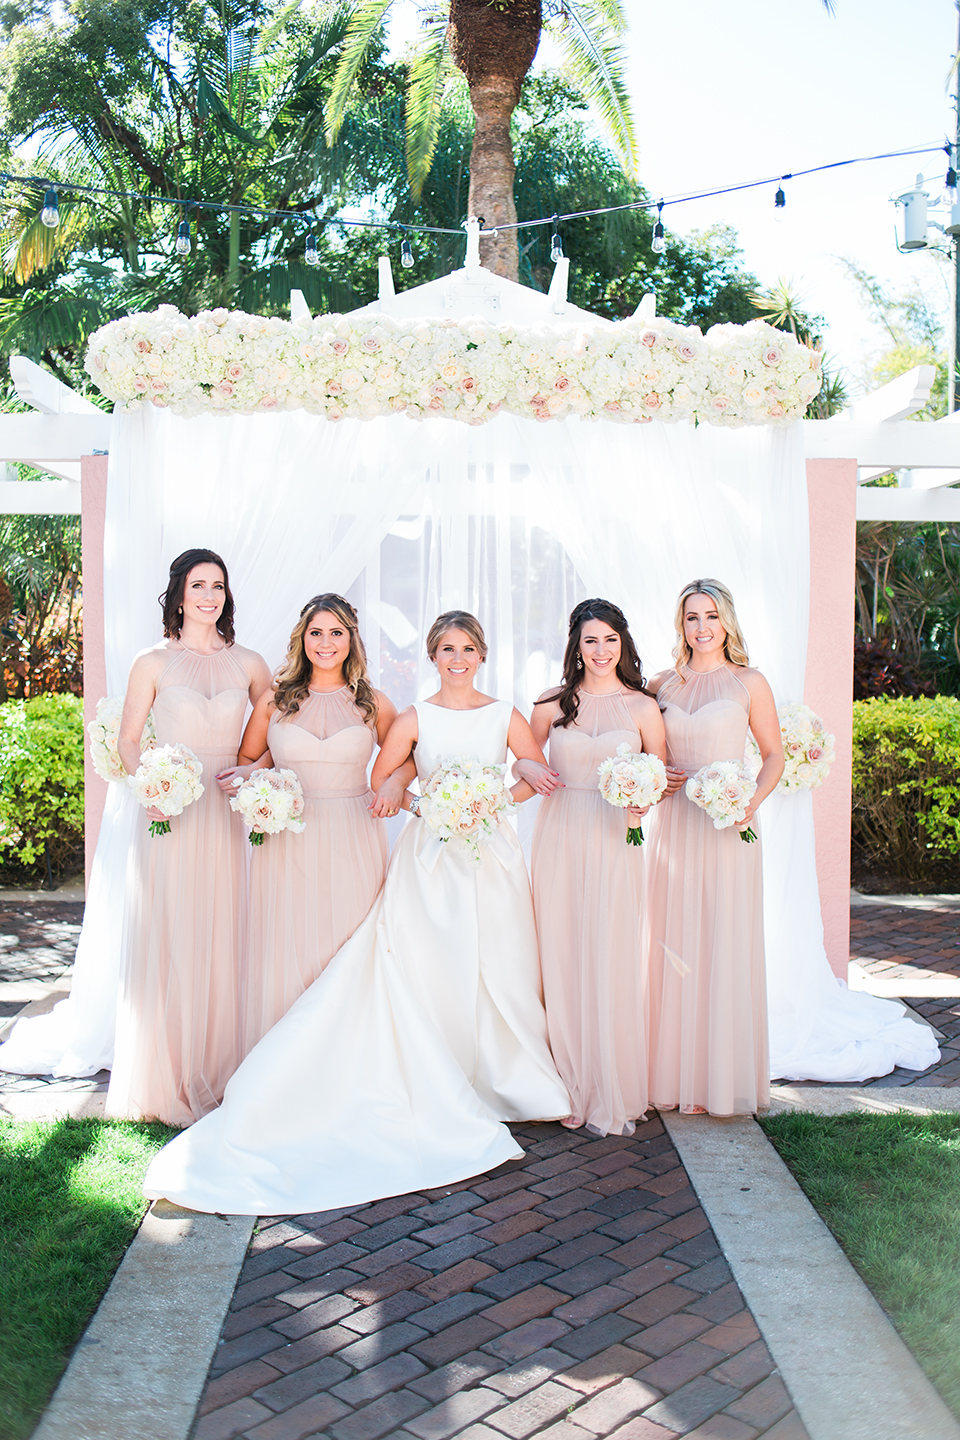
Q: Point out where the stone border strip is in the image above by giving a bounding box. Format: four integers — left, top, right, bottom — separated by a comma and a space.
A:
850, 890, 960, 911
31, 1201, 254, 1440
661, 1110, 960, 1440
768, 1084, 960, 1116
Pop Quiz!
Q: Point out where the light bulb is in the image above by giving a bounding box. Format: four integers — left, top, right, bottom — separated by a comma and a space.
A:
175, 219, 191, 256
400, 236, 414, 269
304, 234, 319, 267
39, 188, 59, 228
550, 231, 563, 263
651, 221, 665, 255
774, 186, 786, 223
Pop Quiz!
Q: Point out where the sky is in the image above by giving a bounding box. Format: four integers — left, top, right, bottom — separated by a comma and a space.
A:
390, 0, 958, 396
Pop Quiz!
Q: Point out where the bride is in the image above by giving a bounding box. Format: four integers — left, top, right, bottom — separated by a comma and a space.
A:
144, 610, 569, 1215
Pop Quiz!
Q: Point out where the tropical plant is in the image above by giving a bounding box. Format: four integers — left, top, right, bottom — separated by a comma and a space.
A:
0, 511, 83, 699
855, 520, 960, 697
0, 692, 84, 880
325, 0, 636, 280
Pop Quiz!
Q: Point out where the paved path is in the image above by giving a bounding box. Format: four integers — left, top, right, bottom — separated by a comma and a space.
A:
195, 1119, 807, 1440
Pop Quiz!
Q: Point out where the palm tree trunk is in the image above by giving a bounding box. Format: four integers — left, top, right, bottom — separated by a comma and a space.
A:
448, 0, 541, 282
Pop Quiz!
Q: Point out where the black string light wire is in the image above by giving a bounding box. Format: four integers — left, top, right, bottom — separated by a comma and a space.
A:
2, 141, 950, 262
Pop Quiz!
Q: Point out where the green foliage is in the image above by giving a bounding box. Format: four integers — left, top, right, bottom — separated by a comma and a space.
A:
843, 261, 948, 421
851, 695, 960, 880
0, 511, 83, 699
0, 693, 84, 870
0, 1117, 176, 1440
855, 521, 960, 697
759, 1111, 960, 1420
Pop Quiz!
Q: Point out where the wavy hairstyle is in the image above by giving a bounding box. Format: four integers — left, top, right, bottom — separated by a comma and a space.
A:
160, 548, 235, 644
273, 594, 378, 725
539, 599, 646, 730
426, 610, 488, 662
672, 578, 750, 677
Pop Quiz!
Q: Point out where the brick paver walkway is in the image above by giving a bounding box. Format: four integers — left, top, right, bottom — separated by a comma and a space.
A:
0, 899, 83, 985
193, 1120, 807, 1440
850, 901, 960, 1088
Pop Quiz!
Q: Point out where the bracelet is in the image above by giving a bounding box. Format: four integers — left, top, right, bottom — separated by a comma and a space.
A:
409, 794, 422, 817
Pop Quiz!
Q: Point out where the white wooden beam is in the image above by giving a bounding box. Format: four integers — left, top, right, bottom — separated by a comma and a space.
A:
856, 486, 960, 521
833, 365, 936, 425
289, 290, 311, 323
0, 413, 111, 460
802, 419, 960, 468
0, 480, 80, 514
9, 355, 102, 415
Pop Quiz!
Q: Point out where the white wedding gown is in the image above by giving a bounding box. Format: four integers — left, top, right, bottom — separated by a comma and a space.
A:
144, 698, 569, 1215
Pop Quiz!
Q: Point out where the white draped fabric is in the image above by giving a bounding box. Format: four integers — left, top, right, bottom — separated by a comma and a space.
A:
0, 405, 937, 1083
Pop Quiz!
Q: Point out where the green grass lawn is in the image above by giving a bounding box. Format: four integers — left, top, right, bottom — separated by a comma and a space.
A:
0, 1117, 175, 1440
759, 1110, 960, 1420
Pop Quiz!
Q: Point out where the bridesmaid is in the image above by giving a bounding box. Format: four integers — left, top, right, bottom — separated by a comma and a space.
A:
221, 594, 397, 1054
526, 599, 667, 1136
106, 549, 271, 1126
644, 578, 783, 1116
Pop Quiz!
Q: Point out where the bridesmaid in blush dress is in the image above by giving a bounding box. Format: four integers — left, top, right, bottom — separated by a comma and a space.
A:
524, 600, 666, 1136
219, 594, 395, 1054
644, 579, 784, 1117
106, 549, 271, 1126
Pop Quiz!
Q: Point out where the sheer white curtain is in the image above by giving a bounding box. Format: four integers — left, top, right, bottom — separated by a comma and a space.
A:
0, 406, 936, 1081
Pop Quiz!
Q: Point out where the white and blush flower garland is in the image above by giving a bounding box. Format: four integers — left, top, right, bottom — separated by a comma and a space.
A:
85, 306, 822, 427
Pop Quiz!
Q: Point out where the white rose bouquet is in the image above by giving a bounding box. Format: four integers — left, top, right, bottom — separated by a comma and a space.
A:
128, 743, 205, 836
88, 696, 156, 783
745, 703, 835, 793
597, 743, 668, 845
685, 760, 758, 843
419, 757, 513, 863
229, 768, 306, 845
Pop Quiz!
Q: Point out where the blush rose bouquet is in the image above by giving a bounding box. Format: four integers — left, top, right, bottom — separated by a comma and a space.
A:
597, 744, 668, 845
685, 760, 758, 843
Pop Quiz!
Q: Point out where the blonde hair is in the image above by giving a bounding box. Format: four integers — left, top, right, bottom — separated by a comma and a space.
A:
672, 578, 749, 677
274, 593, 378, 725
426, 610, 488, 662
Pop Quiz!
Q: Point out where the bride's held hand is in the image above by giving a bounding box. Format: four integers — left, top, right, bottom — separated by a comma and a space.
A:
215, 763, 258, 793
512, 757, 563, 797
369, 773, 408, 819
144, 805, 167, 823
626, 805, 649, 822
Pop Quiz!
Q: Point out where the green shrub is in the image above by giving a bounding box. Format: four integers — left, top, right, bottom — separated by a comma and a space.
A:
852, 695, 960, 881
0, 694, 84, 873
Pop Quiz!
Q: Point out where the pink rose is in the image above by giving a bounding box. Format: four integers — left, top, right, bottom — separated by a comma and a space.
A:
640, 330, 658, 348
132, 377, 149, 393
768, 401, 785, 419
216, 381, 234, 397
808, 745, 823, 762
428, 398, 443, 411
762, 346, 782, 367
712, 396, 730, 412
643, 393, 662, 411
429, 382, 448, 399
327, 405, 344, 422
259, 395, 279, 409
331, 338, 349, 356
360, 334, 381, 352
151, 396, 168, 407
326, 380, 342, 395
678, 343, 697, 361
150, 378, 165, 392
134, 337, 151, 355
605, 400, 622, 412
226, 363, 244, 381
554, 375, 570, 392
461, 375, 478, 393
487, 400, 502, 412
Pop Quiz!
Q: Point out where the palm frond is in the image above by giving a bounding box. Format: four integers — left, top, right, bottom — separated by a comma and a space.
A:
546, 0, 637, 175
404, 9, 455, 200
325, 0, 396, 146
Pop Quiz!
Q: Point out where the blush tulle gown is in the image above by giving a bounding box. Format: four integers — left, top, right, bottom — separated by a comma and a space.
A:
532, 691, 648, 1136
644, 664, 770, 1115
106, 645, 259, 1126
143, 697, 568, 1215
242, 688, 387, 1054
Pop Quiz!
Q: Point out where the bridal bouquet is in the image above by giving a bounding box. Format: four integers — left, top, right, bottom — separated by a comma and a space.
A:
128, 743, 205, 836
686, 760, 758, 843
597, 744, 668, 846
229, 768, 306, 845
88, 696, 156, 783
419, 757, 513, 862
745, 703, 835, 793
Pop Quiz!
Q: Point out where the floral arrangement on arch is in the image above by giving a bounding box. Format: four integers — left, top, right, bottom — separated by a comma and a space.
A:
84, 306, 822, 428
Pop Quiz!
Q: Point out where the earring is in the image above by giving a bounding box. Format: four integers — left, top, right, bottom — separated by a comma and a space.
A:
576, 653, 583, 670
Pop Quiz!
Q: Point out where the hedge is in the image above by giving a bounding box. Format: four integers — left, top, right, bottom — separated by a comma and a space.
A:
852, 695, 960, 882
0, 694, 84, 875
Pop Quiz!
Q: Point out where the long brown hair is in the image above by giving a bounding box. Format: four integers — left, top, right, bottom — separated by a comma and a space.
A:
672, 578, 749, 678
541, 599, 646, 729
160, 548, 235, 644
273, 594, 378, 725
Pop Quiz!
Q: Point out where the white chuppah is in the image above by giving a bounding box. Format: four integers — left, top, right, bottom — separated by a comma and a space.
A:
0, 390, 937, 1085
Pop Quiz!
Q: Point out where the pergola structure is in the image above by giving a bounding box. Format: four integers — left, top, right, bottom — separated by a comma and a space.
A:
3, 254, 958, 983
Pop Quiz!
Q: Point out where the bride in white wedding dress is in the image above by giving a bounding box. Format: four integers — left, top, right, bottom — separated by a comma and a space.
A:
144, 611, 569, 1215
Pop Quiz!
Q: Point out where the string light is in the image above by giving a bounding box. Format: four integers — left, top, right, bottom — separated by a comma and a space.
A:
1, 141, 947, 261
774, 182, 786, 223
304, 232, 319, 266
39, 188, 59, 228
651, 202, 665, 255
550, 215, 563, 263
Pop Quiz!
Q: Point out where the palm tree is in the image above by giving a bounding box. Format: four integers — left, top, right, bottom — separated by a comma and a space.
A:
325, 0, 636, 280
